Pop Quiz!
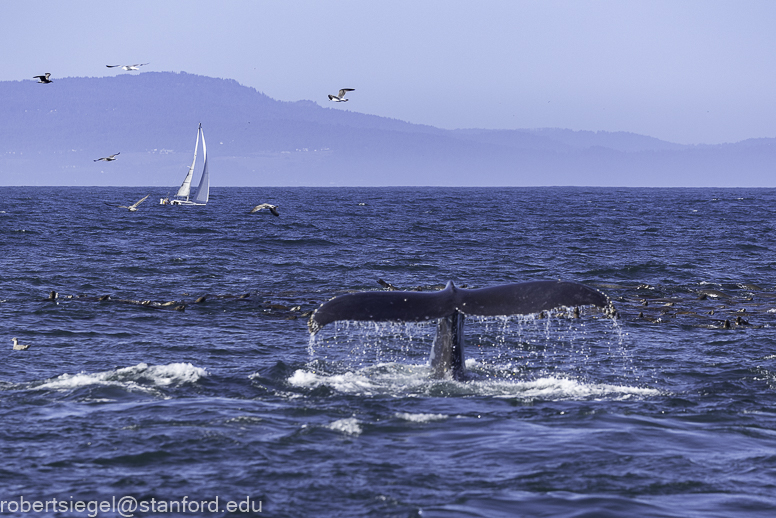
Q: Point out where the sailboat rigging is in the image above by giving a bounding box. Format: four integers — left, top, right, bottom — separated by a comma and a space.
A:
161, 123, 210, 206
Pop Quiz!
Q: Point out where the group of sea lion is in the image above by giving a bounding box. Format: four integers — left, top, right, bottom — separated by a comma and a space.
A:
592, 282, 774, 330
35, 290, 310, 317
10, 280, 773, 351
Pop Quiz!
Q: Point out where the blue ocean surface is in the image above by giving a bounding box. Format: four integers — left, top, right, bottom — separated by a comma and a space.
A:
2, 186, 776, 517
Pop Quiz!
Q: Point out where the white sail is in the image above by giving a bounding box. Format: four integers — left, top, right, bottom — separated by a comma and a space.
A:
193, 126, 209, 204
167, 123, 210, 206
175, 124, 201, 198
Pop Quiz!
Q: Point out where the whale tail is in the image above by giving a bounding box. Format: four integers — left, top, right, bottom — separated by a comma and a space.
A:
308, 280, 610, 380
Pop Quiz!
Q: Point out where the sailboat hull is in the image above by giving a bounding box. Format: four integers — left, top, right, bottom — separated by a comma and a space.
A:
169, 199, 206, 206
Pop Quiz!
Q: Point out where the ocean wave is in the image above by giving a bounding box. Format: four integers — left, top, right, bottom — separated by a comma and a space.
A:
395, 412, 448, 423
327, 417, 362, 436
31, 362, 207, 395
287, 365, 658, 401
288, 368, 388, 394
490, 375, 660, 401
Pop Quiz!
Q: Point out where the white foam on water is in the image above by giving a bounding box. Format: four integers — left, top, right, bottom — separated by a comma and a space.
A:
137, 362, 207, 385
33, 362, 207, 394
289, 363, 433, 396
395, 412, 447, 423
289, 363, 658, 401
288, 368, 396, 395
490, 376, 660, 400
327, 417, 362, 436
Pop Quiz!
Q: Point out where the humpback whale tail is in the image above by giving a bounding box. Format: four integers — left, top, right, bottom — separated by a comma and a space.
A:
308, 280, 611, 380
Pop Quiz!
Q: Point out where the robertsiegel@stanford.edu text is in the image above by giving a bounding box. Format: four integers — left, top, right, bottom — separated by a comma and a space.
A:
0, 495, 262, 516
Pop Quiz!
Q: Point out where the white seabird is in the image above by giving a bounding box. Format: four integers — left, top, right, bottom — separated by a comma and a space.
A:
106, 63, 149, 71
121, 194, 150, 211
12, 338, 30, 350
105, 194, 150, 212
328, 88, 354, 102
33, 73, 52, 84
94, 153, 120, 162
249, 203, 279, 217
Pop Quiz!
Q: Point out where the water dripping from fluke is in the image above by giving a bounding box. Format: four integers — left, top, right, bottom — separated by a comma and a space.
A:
307, 280, 614, 382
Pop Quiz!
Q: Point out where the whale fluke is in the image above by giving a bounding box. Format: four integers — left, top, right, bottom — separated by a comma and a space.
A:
309, 280, 608, 333
309, 280, 610, 380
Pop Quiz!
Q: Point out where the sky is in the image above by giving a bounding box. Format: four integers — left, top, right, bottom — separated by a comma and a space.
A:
3, 0, 776, 145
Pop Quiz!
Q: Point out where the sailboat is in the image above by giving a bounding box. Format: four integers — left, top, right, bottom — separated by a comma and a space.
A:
163, 123, 210, 206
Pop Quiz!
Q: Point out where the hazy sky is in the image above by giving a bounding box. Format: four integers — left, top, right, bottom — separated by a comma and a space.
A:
4, 0, 776, 145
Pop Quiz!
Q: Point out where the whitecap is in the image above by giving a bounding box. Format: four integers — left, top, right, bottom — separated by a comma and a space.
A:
287, 369, 323, 388
289, 364, 431, 395
289, 369, 381, 395
395, 412, 447, 423
137, 362, 207, 385
327, 417, 362, 436
33, 362, 207, 394
225, 416, 264, 425
289, 365, 658, 401
490, 376, 660, 400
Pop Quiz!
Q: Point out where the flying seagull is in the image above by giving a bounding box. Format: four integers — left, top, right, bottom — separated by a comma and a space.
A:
328, 88, 354, 102
94, 153, 120, 162
11, 338, 30, 350
249, 203, 279, 217
33, 73, 52, 84
105, 194, 150, 212
121, 194, 150, 211
106, 63, 149, 71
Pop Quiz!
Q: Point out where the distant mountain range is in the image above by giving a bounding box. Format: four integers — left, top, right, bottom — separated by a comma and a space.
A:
1, 71, 775, 186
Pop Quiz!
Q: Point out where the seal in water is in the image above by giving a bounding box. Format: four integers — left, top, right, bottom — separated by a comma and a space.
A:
308, 280, 610, 380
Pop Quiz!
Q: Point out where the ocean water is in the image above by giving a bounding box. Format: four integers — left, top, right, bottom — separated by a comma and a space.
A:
2, 186, 776, 517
